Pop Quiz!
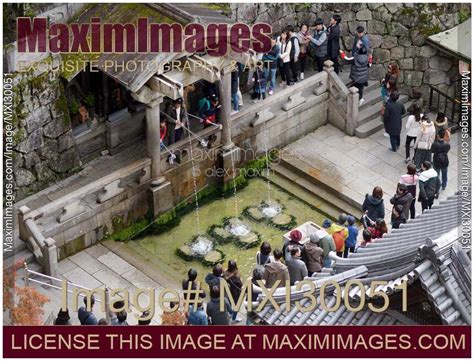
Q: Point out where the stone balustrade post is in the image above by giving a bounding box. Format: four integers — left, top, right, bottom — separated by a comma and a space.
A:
323, 60, 334, 74
18, 205, 31, 242
346, 87, 360, 136
43, 237, 58, 279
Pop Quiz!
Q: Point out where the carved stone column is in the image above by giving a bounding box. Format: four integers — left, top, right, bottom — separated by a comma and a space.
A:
145, 97, 165, 185
217, 70, 234, 150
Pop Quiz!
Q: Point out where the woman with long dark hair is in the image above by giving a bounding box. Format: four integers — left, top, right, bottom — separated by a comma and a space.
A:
278, 30, 293, 87
405, 103, 422, 163
297, 23, 310, 80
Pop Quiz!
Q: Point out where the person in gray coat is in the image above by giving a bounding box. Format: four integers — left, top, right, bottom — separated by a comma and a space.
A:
206, 285, 232, 325
342, 46, 369, 105
307, 18, 328, 72
285, 247, 308, 285
383, 90, 406, 152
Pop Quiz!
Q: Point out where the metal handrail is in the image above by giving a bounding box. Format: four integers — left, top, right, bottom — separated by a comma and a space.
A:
429, 85, 461, 125
24, 264, 105, 304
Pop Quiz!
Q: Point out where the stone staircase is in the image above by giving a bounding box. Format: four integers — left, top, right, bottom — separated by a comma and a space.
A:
339, 71, 413, 138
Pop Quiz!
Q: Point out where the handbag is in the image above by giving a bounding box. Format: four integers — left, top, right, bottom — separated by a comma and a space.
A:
417, 141, 429, 150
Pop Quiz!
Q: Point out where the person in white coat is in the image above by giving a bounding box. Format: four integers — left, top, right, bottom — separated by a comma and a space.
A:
414, 115, 436, 170
278, 30, 293, 87
405, 104, 422, 163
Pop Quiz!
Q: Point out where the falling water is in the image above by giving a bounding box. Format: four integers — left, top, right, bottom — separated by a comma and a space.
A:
229, 148, 240, 218
263, 120, 272, 202
187, 129, 201, 235
190, 236, 213, 256
226, 220, 251, 237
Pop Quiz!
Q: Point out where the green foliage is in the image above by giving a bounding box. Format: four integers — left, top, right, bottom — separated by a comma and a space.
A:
459, 9, 470, 23
83, 92, 95, 107
69, 98, 80, 115
13, 128, 25, 145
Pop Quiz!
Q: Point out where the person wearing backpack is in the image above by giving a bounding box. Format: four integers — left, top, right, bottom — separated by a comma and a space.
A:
399, 163, 418, 219
303, 234, 324, 275
198, 93, 220, 127
287, 25, 300, 84
431, 128, 451, 191
318, 221, 336, 268
328, 214, 349, 257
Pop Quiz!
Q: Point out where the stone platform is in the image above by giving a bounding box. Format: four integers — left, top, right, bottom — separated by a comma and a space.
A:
279, 123, 460, 223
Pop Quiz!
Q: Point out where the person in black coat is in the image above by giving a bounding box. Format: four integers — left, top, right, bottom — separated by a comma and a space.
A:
362, 186, 385, 228
327, 14, 341, 74
431, 128, 451, 190
383, 90, 406, 152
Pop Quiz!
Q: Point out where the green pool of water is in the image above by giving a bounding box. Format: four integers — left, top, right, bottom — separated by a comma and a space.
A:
123, 178, 332, 286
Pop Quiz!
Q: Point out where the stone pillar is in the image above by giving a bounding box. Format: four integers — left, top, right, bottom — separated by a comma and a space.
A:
43, 238, 58, 278
217, 71, 234, 150
145, 97, 165, 186
346, 86, 359, 136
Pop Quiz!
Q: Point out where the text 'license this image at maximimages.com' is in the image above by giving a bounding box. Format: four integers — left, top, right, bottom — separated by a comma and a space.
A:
1, 1, 472, 359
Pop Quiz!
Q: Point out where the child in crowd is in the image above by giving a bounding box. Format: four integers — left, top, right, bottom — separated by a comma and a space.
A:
344, 215, 358, 258
251, 67, 267, 102
368, 218, 388, 240
360, 229, 373, 247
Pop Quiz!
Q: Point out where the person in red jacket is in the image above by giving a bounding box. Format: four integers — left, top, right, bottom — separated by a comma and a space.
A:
160, 119, 167, 150
368, 218, 388, 240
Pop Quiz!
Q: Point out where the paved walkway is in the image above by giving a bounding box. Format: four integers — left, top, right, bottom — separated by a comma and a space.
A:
58, 243, 165, 325
284, 121, 460, 223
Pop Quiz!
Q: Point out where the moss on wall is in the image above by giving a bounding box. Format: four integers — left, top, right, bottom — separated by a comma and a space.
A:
59, 234, 86, 260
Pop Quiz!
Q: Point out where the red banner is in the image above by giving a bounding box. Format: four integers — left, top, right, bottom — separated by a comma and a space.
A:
3, 326, 471, 358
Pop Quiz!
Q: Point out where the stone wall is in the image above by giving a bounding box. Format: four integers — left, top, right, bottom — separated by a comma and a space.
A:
11, 55, 81, 200
229, 3, 470, 99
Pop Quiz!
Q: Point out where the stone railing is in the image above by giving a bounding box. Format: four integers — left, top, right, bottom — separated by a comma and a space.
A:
18, 208, 58, 278
17, 158, 152, 273
324, 60, 360, 136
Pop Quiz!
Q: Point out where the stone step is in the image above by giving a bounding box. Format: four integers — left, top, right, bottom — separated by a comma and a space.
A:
278, 156, 364, 212
359, 86, 385, 111
4, 248, 35, 269
357, 94, 409, 128
3, 234, 27, 259
355, 98, 413, 138
339, 71, 380, 94
268, 165, 362, 220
